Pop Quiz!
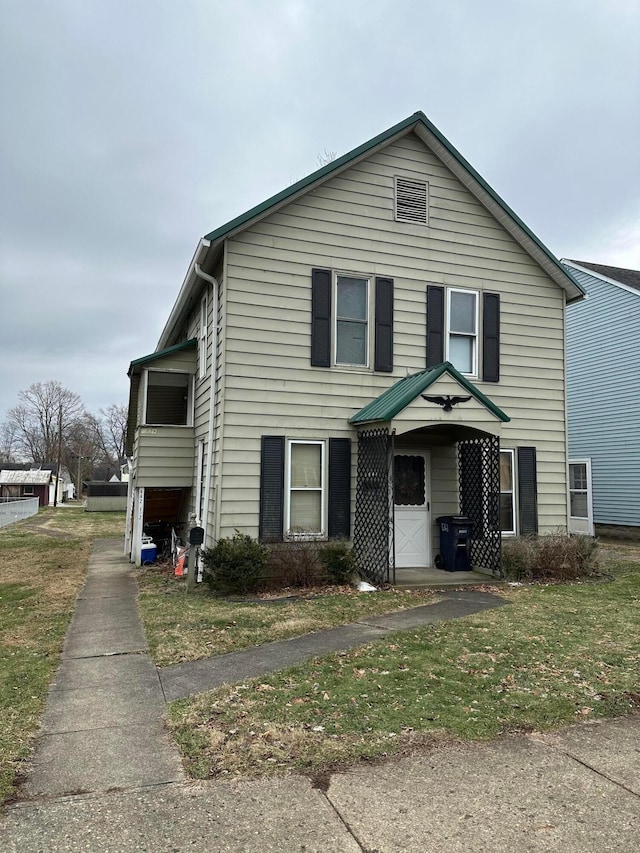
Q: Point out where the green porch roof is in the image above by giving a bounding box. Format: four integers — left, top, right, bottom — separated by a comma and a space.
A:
349, 363, 510, 425
127, 338, 196, 376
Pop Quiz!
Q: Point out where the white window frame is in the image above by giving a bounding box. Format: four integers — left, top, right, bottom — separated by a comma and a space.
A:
446, 287, 479, 377
333, 273, 371, 369
199, 292, 208, 380
568, 458, 593, 525
23, 484, 35, 496
285, 439, 326, 539
500, 449, 516, 536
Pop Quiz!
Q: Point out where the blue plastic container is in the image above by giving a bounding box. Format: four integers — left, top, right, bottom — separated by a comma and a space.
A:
141, 544, 157, 564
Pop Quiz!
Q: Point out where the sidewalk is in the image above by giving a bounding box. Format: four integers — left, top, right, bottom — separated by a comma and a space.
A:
1, 540, 638, 851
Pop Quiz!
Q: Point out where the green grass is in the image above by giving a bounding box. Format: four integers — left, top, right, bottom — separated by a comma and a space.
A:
167, 557, 640, 782
138, 567, 442, 666
0, 508, 125, 803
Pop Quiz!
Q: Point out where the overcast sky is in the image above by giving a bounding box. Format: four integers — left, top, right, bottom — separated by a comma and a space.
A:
1, 0, 639, 422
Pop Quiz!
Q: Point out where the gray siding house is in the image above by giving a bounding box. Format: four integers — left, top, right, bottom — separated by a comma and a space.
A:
125, 111, 585, 579
563, 260, 640, 534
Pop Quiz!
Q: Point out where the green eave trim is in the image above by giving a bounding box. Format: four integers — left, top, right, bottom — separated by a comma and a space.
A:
349, 362, 511, 425
202, 110, 584, 301
204, 112, 423, 243
127, 338, 197, 376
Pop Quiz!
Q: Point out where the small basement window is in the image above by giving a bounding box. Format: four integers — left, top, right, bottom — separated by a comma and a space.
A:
395, 177, 428, 225
144, 371, 192, 425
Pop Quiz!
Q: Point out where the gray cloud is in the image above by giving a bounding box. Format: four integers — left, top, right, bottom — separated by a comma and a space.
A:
1, 0, 639, 421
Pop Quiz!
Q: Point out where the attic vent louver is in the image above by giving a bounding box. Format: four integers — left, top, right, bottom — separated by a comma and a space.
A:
395, 177, 428, 224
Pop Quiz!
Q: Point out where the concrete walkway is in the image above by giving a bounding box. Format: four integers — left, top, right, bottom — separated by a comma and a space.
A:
22, 540, 183, 798
1, 540, 638, 851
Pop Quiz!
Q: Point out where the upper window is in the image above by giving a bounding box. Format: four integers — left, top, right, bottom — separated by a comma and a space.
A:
500, 449, 516, 535
144, 370, 192, 426
395, 177, 428, 225
335, 275, 369, 367
22, 485, 34, 496
286, 440, 325, 537
447, 288, 478, 376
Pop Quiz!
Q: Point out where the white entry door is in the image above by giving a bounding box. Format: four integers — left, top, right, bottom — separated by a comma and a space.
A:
394, 452, 430, 568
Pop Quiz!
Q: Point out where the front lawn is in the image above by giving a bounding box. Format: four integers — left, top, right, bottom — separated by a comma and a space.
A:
167, 555, 640, 782
0, 508, 125, 803
137, 567, 444, 666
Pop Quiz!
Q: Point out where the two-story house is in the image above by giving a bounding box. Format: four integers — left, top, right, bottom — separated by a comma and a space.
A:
125, 111, 584, 581
563, 259, 640, 536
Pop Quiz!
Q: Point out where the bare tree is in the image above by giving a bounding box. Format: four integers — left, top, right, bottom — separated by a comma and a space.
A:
0, 418, 19, 463
5, 381, 85, 464
317, 148, 337, 167
96, 404, 128, 467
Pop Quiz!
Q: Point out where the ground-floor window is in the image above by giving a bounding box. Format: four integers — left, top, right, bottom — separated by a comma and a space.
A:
569, 462, 589, 518
499, 449, 516, 534
286, 440, 326, 537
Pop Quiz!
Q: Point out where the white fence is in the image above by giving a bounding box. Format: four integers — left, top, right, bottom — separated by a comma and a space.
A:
0, 497, 39, 529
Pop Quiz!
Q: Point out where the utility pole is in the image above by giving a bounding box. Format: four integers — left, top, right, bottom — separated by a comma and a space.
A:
76, 454, 83, 502
54, 405, 63, 507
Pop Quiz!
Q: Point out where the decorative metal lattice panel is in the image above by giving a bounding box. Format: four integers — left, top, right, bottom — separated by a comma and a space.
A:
458, 435, 502, 577
353, 428, 393, 584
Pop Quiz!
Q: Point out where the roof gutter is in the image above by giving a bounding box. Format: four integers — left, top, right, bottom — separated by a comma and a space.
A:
157, 238, 211, 351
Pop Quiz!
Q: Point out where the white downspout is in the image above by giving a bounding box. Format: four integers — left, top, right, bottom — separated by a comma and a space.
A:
194, 264, 218, 549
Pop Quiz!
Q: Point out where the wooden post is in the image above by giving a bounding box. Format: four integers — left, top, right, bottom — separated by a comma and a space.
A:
186, 546, 196, 592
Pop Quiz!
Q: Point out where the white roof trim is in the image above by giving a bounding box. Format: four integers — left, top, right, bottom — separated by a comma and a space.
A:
561, 260, 640, 299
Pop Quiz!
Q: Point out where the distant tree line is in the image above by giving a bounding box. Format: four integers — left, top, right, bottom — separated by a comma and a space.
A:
0, 380, 127, 496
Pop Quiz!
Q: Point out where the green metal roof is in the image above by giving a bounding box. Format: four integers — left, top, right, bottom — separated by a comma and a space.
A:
127, 339, 196, 376
202, 110, 585, 301
349, 362, 510, 425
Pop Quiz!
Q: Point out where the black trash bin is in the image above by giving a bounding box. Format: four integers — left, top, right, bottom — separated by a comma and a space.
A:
435, 516, 474, 572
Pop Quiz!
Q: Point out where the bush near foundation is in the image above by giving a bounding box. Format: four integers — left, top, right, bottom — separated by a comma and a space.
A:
317, 540, 358, 584
502, 533, 598, 581
202, 532, 268, 594
264, 539, 323, 588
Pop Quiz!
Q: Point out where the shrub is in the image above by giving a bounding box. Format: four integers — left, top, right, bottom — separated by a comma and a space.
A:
265, 540, 323, 588
318, 540, 358, 584
201, 531, 268, 595
502, 533, 598, 581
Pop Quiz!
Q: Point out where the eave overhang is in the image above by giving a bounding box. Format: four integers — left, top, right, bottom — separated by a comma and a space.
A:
127, 338, 197, 377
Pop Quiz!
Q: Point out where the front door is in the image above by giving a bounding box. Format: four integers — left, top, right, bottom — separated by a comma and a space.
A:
394, 452, 430, 568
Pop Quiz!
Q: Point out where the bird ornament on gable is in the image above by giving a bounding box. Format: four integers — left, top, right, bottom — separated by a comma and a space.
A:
421, 394, 471, 412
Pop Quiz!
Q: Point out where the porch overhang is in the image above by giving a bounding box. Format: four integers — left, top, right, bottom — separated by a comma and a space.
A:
349, 363, 510, 436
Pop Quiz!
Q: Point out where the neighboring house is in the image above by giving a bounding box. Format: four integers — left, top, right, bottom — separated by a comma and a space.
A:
0, 469, 52, 506
563, 259, 640, 536
125, 111, 584, 580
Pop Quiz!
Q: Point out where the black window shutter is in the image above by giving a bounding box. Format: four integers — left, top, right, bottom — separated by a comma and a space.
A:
374, 277, 394, 372
259, 436, 284, 542
482, 293, 500, 382
328, 438, 351, 539
517, 447, 538, 535
311, 268, 331, 367
426, 285, 445, 367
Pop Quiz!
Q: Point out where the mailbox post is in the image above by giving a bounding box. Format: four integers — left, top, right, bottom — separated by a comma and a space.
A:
186, 526, 204, 592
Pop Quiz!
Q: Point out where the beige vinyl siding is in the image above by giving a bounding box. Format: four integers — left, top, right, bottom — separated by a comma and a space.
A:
178, 264, 225, 537
135, 426, 195, 487
218, 131, 568, 538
